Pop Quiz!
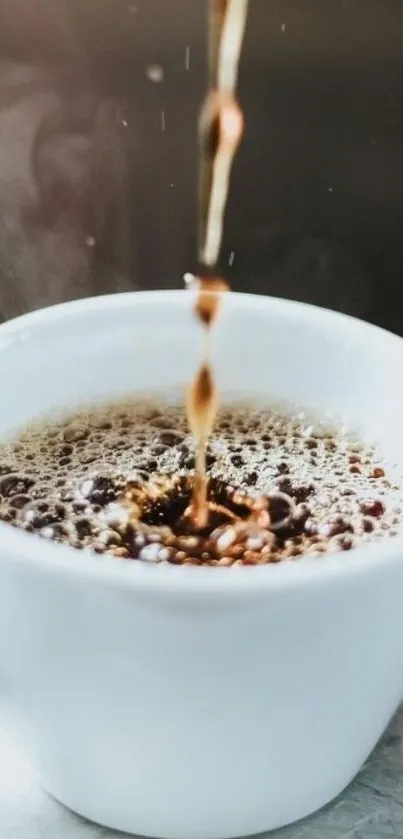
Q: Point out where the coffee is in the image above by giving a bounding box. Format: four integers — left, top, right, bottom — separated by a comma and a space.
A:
185, 274, 228, 529
0, 399, 402, 565
186, 0, 247, 529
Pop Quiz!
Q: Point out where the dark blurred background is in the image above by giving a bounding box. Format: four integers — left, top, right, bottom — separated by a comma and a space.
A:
0, 0, 402, 331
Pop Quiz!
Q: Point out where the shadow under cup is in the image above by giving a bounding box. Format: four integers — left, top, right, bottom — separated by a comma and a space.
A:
0, 290, 402, 839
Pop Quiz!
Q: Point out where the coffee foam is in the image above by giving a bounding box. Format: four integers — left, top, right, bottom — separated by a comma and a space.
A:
0, 398, 402, 564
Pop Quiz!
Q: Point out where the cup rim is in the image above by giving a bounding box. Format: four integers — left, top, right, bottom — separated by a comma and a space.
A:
1, 289, 403, 597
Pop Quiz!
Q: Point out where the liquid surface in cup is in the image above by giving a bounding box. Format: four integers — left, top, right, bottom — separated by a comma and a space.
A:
0, 398, 402, 566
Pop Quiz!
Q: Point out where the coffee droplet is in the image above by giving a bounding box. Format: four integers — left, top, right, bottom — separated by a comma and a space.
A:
220, 97, 244, 145
187, 363, 218, 443
200, 92, 244, 154
194, 276, 229, 327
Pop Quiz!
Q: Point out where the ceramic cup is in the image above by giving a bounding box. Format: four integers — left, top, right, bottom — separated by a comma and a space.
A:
0, 291, 402, 839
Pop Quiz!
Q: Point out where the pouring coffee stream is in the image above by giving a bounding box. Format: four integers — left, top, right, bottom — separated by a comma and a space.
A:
186, 0, 248, 529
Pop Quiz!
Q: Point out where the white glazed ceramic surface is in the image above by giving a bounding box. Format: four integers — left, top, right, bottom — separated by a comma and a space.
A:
0, 291, 402, 839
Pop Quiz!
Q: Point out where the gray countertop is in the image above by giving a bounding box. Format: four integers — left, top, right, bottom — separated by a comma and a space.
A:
1, 707, 403, 839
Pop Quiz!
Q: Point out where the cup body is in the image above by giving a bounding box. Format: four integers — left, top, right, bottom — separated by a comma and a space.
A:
0, 291, 402, 838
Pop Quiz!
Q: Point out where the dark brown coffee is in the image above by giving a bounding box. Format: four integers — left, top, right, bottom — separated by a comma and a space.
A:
187, 0, 248, 532
0, 399, 402, 566
186, 274, 228, 530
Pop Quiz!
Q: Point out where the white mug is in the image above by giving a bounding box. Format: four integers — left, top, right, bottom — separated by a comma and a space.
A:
0, 290, 402, 839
